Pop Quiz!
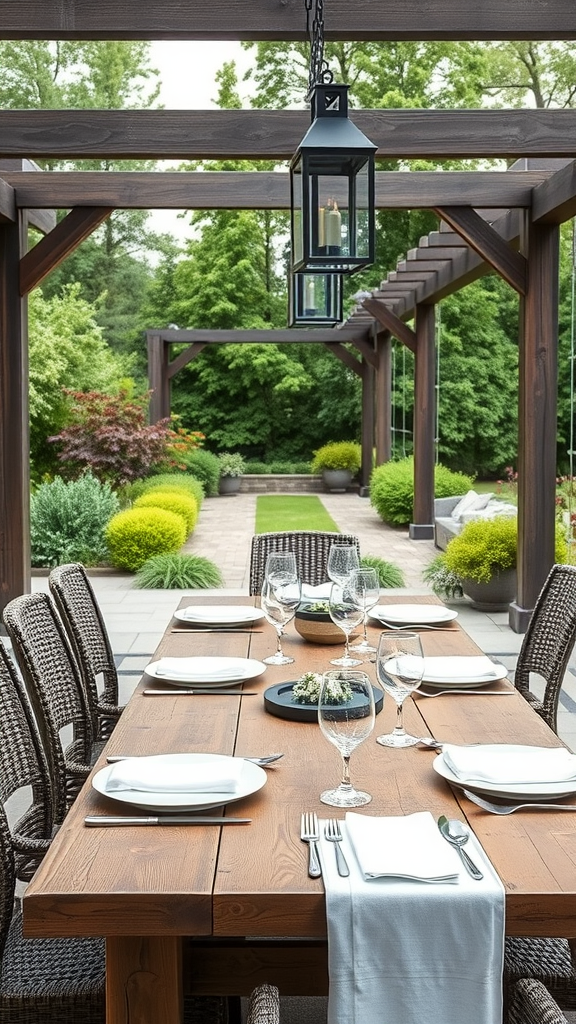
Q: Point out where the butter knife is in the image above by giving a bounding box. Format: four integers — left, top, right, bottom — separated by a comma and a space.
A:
85, 815, 251, 826
143, 688, 256, 696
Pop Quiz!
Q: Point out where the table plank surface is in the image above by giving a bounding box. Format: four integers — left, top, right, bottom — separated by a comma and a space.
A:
22, 595, 576, 1017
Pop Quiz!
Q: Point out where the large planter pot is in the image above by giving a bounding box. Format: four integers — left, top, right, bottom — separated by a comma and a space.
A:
322, 468, 352, 493
218, 475, 242, 496
461, 569, 517, 611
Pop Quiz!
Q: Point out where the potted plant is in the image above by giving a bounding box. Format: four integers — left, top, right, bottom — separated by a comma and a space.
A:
217, 452, 246, 495
311, 441, 361, 493
294, 600, 360, 645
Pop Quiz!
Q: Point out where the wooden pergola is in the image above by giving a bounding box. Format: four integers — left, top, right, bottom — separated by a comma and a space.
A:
1, 1, 576, 633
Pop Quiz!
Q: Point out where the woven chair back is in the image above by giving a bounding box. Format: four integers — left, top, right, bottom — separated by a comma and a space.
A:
514, 563, 576, 733
249, 531, 360, 596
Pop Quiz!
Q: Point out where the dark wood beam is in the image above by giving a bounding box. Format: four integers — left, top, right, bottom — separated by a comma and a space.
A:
362, 298, 416, 353
375, 334, 392, 466
0, 178, 15, 224
19, 206, 112, 295
324, 343, 363, 377
155, 328, 371, 344
410, 304, 436, 541
531, 160, 576, 225
350, 336, 378, 370
1, 110, 576, 160
1, 170, 550, 210
433, 206, 527, 294
167, 343, 208, 380
1, 0, 576, 40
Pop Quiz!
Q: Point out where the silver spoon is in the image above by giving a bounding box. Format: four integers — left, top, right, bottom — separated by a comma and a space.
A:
437, 816, 484, 879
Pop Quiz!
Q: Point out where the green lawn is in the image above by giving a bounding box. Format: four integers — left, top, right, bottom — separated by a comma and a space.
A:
255, 495, 339, 534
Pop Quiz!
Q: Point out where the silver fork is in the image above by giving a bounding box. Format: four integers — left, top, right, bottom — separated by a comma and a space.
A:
324, 819, 350, 877
300, 811, 321, 878
463, 789, 576, 815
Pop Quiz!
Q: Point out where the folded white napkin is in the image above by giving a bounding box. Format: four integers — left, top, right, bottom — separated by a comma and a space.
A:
423, 655, 502, 683
153, 657, 242, 681
106, 757, 244, 793
181, 606, 254, 622
443, 744, 576, 785
346, 810, 458, 882
318, 811, 505, 1024
301, 583, 332, 600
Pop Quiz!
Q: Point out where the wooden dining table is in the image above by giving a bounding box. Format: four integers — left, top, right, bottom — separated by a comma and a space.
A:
23, 595, 576, 1024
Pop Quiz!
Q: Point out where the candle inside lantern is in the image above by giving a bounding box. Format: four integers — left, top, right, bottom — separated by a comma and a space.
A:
325, 199, 342, 248
317, 206, 326, 249
305, 277, 316, 311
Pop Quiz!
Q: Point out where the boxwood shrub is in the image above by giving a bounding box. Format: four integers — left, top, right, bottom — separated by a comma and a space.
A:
134, 490, 198, 534
177, 449, 221, 496
142, 473, 204, 508
370, 457, 474, 527
105, 507, 186, 572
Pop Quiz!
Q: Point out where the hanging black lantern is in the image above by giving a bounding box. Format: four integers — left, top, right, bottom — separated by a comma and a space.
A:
291, 83, 376, 276
289, 271, 343, 327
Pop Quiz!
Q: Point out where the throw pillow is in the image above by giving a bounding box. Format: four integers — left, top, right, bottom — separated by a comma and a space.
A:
450, 490, 480, 522
469, 492, 494, 511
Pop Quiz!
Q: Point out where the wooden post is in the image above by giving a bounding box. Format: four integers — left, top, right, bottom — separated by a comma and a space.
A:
360, 359, 374, 493
410, 303, 436, 540
509, 218, 560, 633
0, 212, 30, 612
375, 332, 392, 466
147, 332, 170, 422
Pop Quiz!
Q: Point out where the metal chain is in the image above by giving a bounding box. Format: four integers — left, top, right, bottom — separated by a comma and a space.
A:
305, 0, 333, 99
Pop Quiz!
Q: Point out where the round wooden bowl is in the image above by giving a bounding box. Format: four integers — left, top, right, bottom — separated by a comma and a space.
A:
294, 604, 360, 645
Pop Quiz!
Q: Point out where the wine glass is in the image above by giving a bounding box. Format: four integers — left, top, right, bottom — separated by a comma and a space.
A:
326, 544, 360, 586
264, 551, 297, 585
328, 581, 364, 667
318, 670, 375, 807
375, 631, 425, 748
348, 567, 380, 653
260, 572, 301, 665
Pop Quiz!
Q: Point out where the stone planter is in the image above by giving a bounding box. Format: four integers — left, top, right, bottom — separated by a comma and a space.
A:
218, 475, 242, 496
461, 569, 517, 612
322, 468, 353, 493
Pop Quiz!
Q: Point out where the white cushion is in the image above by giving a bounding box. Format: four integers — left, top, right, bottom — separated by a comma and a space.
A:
450, 490, 480, 522
459, 501, 517, 524
469, 491, 493, 510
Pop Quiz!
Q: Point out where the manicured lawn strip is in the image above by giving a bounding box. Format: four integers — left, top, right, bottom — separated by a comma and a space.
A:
255, 495, 339, 534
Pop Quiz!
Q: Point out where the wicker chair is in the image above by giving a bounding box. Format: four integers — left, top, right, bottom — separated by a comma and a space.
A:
0, 640, 57, 881
513, 564, 576, 734
246, 986, 280, 1024
3, 592, 101, 813
49, 563, 124, 740
249, 531, 361, 596
509, 978, 576, 1023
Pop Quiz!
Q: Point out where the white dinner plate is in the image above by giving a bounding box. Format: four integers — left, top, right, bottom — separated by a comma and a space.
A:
174, 605, 264, 626
421, 657, 508, 688
93, 753, 267, 812
369, 604, 458, 626
433, 746, 576, 800
144, 657, 266, 686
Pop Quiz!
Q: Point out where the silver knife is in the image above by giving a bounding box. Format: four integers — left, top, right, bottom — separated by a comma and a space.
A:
143, 688, 257, 696
85, 815, 251, 826
170, 628, 263, 633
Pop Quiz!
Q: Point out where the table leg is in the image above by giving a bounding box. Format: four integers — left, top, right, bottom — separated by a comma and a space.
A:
106, 936, 182, 1024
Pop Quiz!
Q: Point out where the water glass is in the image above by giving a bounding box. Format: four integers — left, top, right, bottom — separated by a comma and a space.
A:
326, 544, 360, 586
318, 670, 375, 807
328, 581, 364, 667
348, 567, 380, 653
375, 631, 424, 748
261, 573, 301, 665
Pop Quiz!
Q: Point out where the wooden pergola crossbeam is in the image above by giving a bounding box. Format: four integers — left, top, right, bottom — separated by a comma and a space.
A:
0, 178, 15, 223
0, 170, 551, 210
361, 298, 417, 352
1, 109, 576, 160
1, 0, 575, 40
532, 162, 576, 225
433, 206, 527, 294
19, 206, 113, 295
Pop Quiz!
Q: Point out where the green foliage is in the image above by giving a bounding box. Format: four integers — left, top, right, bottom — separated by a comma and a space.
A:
255, 496, 339, 533
178, 449, 221, 497
444, 517, 518, 584
369, 458, 474, 526
360, 555, 405, 588
218, 452, 246, 477
133, 490, 198, 534
422, 554, 464, 600
311, 442, 362, 474
30, 473, 120, 568
134, 553, 223, 589
105, 507, 186, 572
139, 473, 204, 507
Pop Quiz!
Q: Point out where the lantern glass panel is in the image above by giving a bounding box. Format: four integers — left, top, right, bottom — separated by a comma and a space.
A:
291, 158, 304, 267
289, 273, 342, 327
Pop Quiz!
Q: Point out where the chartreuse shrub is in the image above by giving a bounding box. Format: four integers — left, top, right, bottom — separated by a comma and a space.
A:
105, 507, 186, 572
177, 448, 221, 496
445, 517, 568, 584
134, 490, 198, 534
135, 553, 223, 589
30, 473, 120, 568
370, 457, 474, 527
311, 441, 362, 474
142, 473, 204, 508
360, 555, 405, 588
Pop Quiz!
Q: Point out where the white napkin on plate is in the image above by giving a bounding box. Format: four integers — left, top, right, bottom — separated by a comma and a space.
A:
106, 757, 244, 793
318, 811, 505, 1024
442, 744, 576, 785
346, 810, 458, 882
180, 606, 254, 622
300, 583, 332, 600
153, 657, 242, 681
423, 655, 503, 682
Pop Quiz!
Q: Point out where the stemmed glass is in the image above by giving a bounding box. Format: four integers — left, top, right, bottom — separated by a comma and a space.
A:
375, 631, 425, 748
318, 670, 375, 807
348, 567, 380, 654
326, 544, 360, 586
264, 551, 298, 583
261, 571, 301, 665
328, 581, 364, 667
